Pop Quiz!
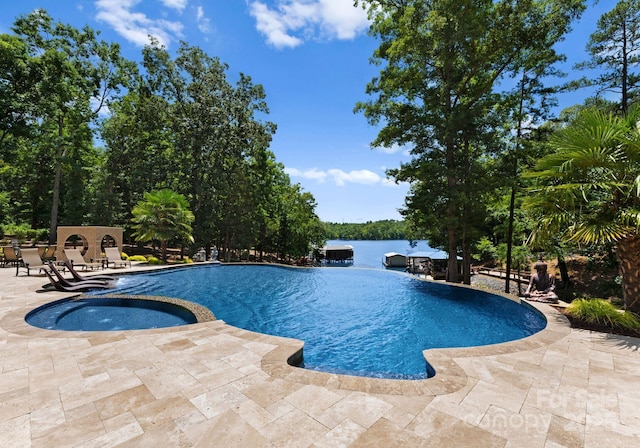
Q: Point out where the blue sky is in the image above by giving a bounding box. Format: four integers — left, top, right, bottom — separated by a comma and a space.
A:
1, 1, 610, 223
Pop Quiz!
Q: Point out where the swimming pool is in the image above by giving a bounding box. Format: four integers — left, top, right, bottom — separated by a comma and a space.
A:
89, 265, 546, 379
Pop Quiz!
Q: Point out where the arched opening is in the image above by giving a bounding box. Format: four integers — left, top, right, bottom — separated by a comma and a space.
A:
63, 234, 89, 255
100, 234, 118, 252
56, 227, 124, 264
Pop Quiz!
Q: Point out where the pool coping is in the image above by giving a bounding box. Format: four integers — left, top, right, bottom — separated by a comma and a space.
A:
0, 264, 571, 397
259, 284, 570, 396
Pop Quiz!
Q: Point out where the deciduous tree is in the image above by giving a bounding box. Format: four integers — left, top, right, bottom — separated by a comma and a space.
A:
356, 0, 584, 283
6, 10, 135, 240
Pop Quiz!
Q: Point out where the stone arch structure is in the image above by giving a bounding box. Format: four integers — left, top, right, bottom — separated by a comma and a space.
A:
56, 226, 123, 262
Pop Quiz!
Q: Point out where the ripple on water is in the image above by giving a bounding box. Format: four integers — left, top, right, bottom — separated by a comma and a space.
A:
87, 265, 546, 379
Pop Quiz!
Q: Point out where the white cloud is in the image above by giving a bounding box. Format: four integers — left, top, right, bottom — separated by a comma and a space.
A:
196, 6, 211, 33
381, 177, 404, 188
328, 169, 380, 186
286, 167, 382, 186
371, 142, 414, 157
95, 0, 184, 47
285, 167, 327, 182
160, 0, 188, 11
374, 143, 403, 155
249, 0, 370, 49
250, 2, 303, 48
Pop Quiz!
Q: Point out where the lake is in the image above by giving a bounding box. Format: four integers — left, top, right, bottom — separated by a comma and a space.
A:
325, 239, 434, 269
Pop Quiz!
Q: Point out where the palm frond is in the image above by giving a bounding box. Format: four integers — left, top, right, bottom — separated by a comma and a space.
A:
568, 221, 633, 244
619, 209, 640, 229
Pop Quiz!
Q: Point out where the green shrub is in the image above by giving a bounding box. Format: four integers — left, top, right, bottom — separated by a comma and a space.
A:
35, 228, 49, 242
473, 236, 498, 262
566, 299, 640, 331
172, 257, 193, 264
147, 256, 164, 265
3, 223, 31, 243
127, 255, 147, 262
120, 252, 129, 260
25, 228, 37, 242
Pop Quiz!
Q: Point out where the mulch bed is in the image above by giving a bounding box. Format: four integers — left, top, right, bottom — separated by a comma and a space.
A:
560, 311, 640, 338
471, 273, 640, 338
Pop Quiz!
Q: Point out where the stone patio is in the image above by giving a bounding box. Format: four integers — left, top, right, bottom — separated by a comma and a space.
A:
0, 263, 638, 447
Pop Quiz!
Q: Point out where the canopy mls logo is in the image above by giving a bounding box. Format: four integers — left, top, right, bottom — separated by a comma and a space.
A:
474, 388, 619, 434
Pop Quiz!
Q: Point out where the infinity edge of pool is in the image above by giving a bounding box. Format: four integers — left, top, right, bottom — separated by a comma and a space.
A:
13, 264, 572, 395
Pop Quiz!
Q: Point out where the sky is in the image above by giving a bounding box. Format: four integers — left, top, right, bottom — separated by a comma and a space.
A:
1, 0, 611, 223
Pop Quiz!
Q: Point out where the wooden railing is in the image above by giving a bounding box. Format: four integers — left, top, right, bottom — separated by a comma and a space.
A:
476, 267, 530, 283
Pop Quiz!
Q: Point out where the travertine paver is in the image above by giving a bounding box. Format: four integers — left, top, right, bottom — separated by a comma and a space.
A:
0, 263, 639, 447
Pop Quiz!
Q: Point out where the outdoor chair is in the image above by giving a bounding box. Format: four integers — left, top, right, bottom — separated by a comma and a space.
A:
103, 247, 131, 268
43, 269, 111, 292
47, 262, 111, 287
62, 260, 115, 282
37, 246, 47, 259
42, 245, 56, 262
63, 248, 103, 271
16, 247, 47, 276
2, 246, 21, 268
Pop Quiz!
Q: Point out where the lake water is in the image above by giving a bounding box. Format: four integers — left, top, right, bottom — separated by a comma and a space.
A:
325, 239, 434, 269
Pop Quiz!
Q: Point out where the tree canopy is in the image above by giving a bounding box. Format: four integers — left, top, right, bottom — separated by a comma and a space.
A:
0, 10, 324, 262
573, 0, 640, 112
356, 0, 585, 283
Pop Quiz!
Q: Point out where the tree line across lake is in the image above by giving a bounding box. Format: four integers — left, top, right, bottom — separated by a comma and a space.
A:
323, 220, 408, 241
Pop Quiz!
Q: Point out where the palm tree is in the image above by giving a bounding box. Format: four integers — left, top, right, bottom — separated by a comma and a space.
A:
523, 107, 640, 314
131, 189, 195, 262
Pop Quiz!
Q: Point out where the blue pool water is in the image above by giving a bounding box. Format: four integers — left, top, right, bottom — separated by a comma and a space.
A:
26, 298, 197, 331
87, 265, 546, 379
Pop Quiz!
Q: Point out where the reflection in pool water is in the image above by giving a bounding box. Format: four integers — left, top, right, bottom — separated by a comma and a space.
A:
88, 265, 546, 379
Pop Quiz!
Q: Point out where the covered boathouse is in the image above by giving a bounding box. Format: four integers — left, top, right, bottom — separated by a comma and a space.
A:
383, 252, 407, 268
322, 245, 354, 263
406, 250, 462, 279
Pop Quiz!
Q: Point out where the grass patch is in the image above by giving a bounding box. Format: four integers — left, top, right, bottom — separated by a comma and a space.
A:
565, 298, 640, 332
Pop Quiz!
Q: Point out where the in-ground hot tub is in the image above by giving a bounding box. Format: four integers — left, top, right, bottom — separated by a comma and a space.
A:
25, 295, 214, 331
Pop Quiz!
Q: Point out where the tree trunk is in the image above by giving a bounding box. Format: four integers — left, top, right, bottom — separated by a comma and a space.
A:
49, 115, 64, 244
621, 19, 628, 114
224, 228, 231, 262
617, 234, 640, 314
161, 240, 168, 262
462, 244, 471, 285
504, 185, 516, 293
447, 224, 458, 282
505, 72, 526, 293
557, 254, 571, 287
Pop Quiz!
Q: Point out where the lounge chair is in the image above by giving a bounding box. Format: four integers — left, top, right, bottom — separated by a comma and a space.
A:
42, 245, 56, 262
62, 260, 115, 282
2, 246, 21, 268
16, 248, 47, 276
64, 248, 103, 271
43, 269, 111, 292
104, 247, 131, 268
37, 246, 47, 259
47, 262, 112, 288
